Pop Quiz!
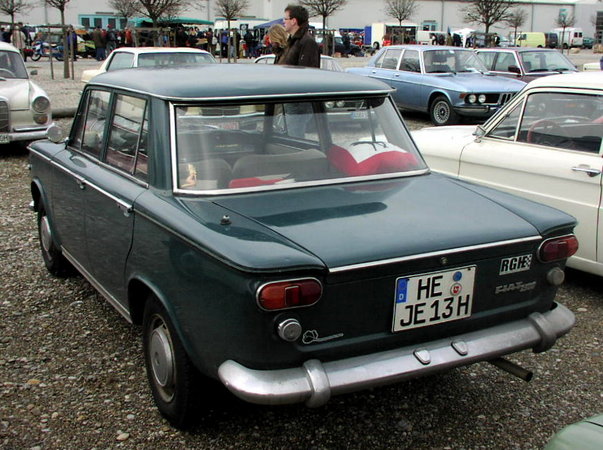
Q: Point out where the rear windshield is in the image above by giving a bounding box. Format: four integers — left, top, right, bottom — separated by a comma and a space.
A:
138, 52, 215, 67
174, 97, 426, 193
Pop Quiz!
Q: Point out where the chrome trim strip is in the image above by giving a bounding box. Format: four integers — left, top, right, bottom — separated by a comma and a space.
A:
83, 179, 133, 212
173, 169, 430, 196
90, 83, 394, 101
29, 147, 53, 163
61, 248, 132, 322
218, 303, 574, 407
329, 236, 542, 273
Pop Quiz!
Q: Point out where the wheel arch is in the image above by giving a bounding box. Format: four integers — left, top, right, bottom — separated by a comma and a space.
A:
428, 91, 452, 110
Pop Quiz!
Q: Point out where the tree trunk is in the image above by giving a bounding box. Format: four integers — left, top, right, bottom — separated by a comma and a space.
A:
61, 10, 69, 79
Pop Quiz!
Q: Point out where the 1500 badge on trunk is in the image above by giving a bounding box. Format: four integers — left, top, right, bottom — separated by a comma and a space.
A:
392, 266, 476, 332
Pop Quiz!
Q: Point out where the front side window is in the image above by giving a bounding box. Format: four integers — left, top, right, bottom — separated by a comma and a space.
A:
516, 92, 603, 152
487, 100, 523, 140
80, 90, 111, 158
520, 52, 574, 73
174, 97, 426, 192
106, 94, 147, 175
493, 52, 517, 72
106, 52, 135, 71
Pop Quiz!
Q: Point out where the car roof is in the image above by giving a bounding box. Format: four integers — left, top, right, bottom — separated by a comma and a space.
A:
90, 64, 392, 100
526, 71, 603, 89
0, 42, 21, 53
111, 47, 212, 55
382, 45, 472, 52
477, 48, 558, 53
256, 54, 334, 61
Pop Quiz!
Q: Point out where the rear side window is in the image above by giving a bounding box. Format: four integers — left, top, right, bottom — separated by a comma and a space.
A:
105, 94, 148, 178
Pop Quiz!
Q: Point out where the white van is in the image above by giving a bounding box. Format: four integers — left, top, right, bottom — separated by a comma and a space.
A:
551, 27, 583, 48
416, 30, 446, 45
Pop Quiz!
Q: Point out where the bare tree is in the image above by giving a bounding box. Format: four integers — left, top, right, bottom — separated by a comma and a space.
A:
44, 0, 71, 78
136, 0, 190, 35
463, 0, 515, 35
384, 0, 416, 45
108, 0, 138, 27
0, 0, 32, 27
505, 8, 527, 45
215, 0, 249, 62
556, 13, 575, 52
384, 0, 416, 26
300, 0, 347, 31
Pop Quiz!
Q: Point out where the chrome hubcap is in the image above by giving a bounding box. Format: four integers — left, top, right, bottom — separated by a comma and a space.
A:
434, 102, 450, 124
40, 215, 52, 253
149, 317, 175, 402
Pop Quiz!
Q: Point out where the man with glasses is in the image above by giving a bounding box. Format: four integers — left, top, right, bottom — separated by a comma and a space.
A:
283, 4, 320, 67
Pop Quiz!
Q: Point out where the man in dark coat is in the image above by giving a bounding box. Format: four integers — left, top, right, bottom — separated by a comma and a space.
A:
283, 4, 319, 67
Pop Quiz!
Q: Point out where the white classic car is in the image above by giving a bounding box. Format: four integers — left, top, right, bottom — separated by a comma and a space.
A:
81, 47, 216, 83
413, 72, 603, 276
0, 42, 52, 145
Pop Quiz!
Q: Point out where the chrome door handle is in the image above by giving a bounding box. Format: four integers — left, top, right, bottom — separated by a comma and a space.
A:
572, 166, 601, 177
75, 178, 86, 190
116, 201, 132, 217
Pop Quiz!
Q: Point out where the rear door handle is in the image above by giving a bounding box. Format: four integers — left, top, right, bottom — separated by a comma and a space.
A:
572, 165, 601, 177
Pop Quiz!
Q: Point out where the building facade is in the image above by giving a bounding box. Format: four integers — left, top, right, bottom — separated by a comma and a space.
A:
5, 0, 600, 38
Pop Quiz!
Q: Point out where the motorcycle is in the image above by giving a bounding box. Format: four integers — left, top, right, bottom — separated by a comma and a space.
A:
30, 41, 64, 62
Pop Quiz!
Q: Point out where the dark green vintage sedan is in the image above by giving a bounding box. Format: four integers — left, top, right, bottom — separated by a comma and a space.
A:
29, 64, 578, 428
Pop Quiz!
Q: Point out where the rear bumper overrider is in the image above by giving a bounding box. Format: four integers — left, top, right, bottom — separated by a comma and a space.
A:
218, 302, 574, 407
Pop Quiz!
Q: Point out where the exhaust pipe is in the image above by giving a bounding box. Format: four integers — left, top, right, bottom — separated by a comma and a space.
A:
489, 357, 533, 382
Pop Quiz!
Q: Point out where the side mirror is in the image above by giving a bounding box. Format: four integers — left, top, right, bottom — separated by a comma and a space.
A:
30, 69, 38, 76
508, 65, 521, 75
47, 124, 65, 143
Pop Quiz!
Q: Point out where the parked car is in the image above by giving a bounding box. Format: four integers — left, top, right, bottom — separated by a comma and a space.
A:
545, 414, 603, 449
80, 47, 216, 83
347, 45, 525, 126
583, 60, 602, 71
476, 48, 577, 82
254, 53, 344, 71
0, 42, 53, 145
413, 72, 602, 276
582, 36, 595, 49
29, 64, 577, 429
316, 35, 363, 56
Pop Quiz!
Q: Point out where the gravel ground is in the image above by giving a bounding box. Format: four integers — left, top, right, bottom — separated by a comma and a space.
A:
0, 53, 601, 449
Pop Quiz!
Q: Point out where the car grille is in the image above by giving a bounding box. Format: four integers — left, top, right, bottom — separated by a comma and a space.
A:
0, 101, 9, 132
498, 93, 514, 106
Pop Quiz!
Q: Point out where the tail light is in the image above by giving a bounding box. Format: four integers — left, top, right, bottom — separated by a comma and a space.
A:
257, 278, 322, 311
538, 235, 579, 262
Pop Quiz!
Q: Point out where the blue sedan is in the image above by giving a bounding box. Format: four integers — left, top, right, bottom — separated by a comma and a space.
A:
348, 45, 526, 126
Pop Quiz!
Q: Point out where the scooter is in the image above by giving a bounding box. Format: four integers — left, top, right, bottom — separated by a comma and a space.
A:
30, 41, 64, 62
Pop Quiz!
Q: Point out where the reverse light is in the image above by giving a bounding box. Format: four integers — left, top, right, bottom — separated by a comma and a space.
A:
257, 278, 322, 311
32, 96, 50, 113
538, 235, 579, 263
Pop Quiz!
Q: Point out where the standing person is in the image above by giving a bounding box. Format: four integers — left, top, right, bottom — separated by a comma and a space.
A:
92, 26, 105, 61
11, 24, 26, 59
282, 4, 320, 67
106, 25, 117, 54
267, 24, 288, 64
124, 27, 133, 47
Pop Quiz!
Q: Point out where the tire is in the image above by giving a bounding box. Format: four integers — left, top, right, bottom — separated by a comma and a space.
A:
429, 95, 459, 126
54, 53, 63, 62
37, 205, 74, 277
373, 42, 380, 50
31, 52, 41, 61
143, 295, 201, 429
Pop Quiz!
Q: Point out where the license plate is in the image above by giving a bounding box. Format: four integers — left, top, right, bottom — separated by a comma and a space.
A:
392, 266, 475, 332
351, 110, 368, 120
0, 133, 9, 144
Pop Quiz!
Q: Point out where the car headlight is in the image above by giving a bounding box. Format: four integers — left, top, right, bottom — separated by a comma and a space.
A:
32, 96, 50, 113
325, 101, 335, 109
336, 100, 346, 108
478, 94, 487, 103
467, 94, 477, 104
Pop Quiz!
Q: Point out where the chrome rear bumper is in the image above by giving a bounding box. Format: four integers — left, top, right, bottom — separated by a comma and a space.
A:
218, 302, 574, 407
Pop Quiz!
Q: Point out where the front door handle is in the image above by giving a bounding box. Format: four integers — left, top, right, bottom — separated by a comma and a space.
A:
75, 178, 86, 190
572, 165, 601, 177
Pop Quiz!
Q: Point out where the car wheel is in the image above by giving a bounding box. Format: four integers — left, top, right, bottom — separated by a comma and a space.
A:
37, 205, 74, 277
143, 295, 201, 429
373, 42, 380, 50
429, 96, 459, 126
31, 52, 41, 62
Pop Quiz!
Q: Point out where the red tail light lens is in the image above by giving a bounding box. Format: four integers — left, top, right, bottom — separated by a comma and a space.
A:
539, 235, 579, 262
257, 278, 322, 311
